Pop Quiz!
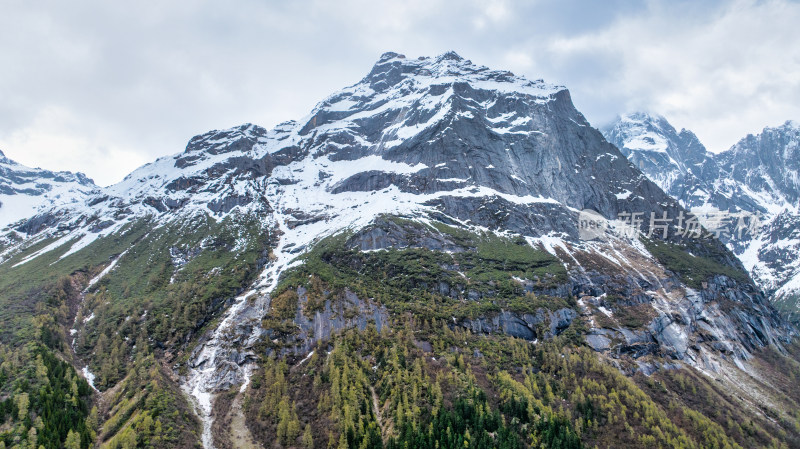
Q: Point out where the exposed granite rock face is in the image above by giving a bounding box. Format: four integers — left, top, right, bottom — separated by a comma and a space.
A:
340, 215, 792, 373
206, 193, 257, 214
250, 236, 791, 374
424, 196, 580, 239
15, 211, 62, 234
456, 308, 577, 341
576, 269, 793, 373
265, 287, 389, 357
183, 124, 269, 156
345, 216, 467, 252
603, 113, 721, 207
315, 59, 682, 230
585, 332, 612, 351
262, 284, 577, 353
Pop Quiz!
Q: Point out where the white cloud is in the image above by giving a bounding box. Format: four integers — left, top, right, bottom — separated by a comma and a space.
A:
473, 0, 511, 30
542, 0, 800, 151
0, 106, 148, 186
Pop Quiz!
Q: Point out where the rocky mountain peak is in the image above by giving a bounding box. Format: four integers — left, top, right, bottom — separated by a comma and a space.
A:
378, 51, 404, 61
359, 50, 561, 97
183, 123, 269, 155
436, 50, 464, 62
602, 112, 718, 204
729, 120, 800, 161
7, 53, 658, 239
0, 149, 18, 167
605, 112, 709, 160
719, 120, 800, 205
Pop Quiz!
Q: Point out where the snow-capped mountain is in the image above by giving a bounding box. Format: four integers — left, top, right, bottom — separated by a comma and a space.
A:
718, 120, 800, 209
602, 112, 719, 205
722, 122, 800, 313
6, 50, 787, 363
3, 51, 670, 271
604, 114, 800, 317
1, 52, 796, 449
0, 149, 98, 230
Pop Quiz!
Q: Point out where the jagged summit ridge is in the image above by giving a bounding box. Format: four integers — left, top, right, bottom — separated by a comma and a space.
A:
604, 113, 716, 182
608, 112, 675, 153
0, 54, 719, 283
363, 50, 560, 95
183, 123, 269, 155
604, 112, 799, 218
4, 51, 631, 249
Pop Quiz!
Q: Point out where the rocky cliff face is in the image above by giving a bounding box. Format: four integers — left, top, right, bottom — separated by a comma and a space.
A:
1, 53, 796, 449
604, 114, 800, 319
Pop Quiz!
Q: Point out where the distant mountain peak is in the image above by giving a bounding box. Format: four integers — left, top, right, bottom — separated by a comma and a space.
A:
183, 123, 268, 155
0, 149, 18, 166
721, 119, 799, 204
604, 112, 800, 317
0, 152, 99, 229
603, 112, 716, 196
620, 111, 667, 123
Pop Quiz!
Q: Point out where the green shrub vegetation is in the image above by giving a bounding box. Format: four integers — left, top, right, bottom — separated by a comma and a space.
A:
642, 237, 749, 288
272, 221, 570, 325
0, 343, 93, 448
0, 211, 271, 448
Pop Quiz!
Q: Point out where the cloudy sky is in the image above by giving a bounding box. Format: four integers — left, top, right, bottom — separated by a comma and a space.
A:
2, 0, 798, 186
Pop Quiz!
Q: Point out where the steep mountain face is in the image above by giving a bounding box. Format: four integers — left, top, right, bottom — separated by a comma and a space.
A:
0, 150, 98, 230
0, 53, 798, 449
604, 115, 800, 319
723, 122, 800, 318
